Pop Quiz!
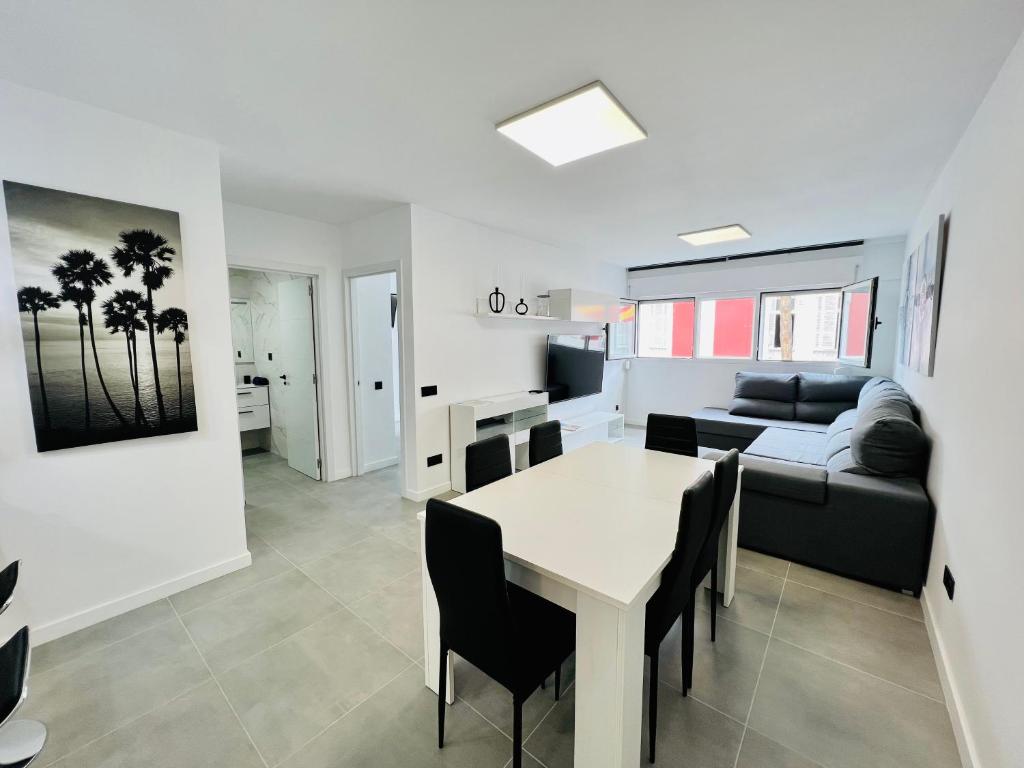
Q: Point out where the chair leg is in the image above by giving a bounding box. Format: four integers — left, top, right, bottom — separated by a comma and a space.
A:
711, 555, 719, 642
649, 653, 659, 763
683, 600, 695, 691
513, 694, 523, 768
437, 643, 448, 749
555, 664, 561, 701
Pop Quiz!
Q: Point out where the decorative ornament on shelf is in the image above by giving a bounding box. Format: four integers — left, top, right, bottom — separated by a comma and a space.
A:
488, 286, 506, 314
536, 293, 551, 318
515, 273, 528, 315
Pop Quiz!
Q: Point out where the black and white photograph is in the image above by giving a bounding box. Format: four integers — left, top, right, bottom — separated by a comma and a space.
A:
5, 181, 196, 451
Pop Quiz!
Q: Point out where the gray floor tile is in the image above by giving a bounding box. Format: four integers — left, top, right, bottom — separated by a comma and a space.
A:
350, 570, 424, 660
303, 534, 419, 604
749, 639, 960, 768
374, 517, 421, 551
24, 620, 210, 763
786, 563, 923, 619
737, 547, 791, 578
218, 609, 412, 765
280, 665, 515, 768
179, 569, 339, 673
31, 599, 177, 674
700, 565, 783, 635
255, 507, 374, 564
657, 609, 768, 722
737, 729, 824, 767
49, 680, 264, 768
773, 582, 942, 699
243, 480, 309, 509
450, 654, 564, 741
641, 679, 745, 767
524, 677, 744, 768
170, 535, 293, 615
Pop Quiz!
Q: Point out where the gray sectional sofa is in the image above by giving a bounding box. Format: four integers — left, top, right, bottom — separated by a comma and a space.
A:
695, 372, 933, 595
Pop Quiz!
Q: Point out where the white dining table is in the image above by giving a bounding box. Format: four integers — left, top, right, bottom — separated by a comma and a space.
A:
417, 441, 741, 768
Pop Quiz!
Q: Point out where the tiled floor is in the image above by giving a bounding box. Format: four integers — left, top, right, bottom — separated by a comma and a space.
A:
21, 448, 961, 768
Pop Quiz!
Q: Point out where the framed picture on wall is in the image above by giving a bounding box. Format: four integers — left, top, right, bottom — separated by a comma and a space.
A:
898, 213, 948, 376
4, 180, 198, 452
606, 299, 637, 360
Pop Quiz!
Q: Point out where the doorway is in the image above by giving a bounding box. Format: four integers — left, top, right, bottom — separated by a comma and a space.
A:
348, 270, 401, 477
228, 266, 324, 482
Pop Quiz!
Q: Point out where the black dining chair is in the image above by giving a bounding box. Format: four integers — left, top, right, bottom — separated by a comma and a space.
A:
644, 471, 716, 763
465, 434, 513, 492
425, 498, 575, 768
645, 414, 699, 457
0, 627, 47, 767
680, 449, 740, 693
0, 562, 18, 618
528, 420, 563, 467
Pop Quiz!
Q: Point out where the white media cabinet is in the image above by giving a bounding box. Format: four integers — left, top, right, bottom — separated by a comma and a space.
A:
449, 391, 625, 493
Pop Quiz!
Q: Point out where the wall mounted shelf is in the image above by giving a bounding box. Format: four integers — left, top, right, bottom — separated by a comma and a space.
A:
475, 310, 558, 321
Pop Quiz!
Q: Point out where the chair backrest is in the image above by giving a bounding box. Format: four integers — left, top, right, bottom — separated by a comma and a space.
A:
424, 498, 518, 687
0, 561, 18, 617
645, 414, 699, 457
693, 449, 740, 585
465, 434, 513, 492
648, 471, 716, 634
529, 420, 563, 467
0, 626, 30, 727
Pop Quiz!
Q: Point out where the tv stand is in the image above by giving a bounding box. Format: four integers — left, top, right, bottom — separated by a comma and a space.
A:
557, 411, 625, 454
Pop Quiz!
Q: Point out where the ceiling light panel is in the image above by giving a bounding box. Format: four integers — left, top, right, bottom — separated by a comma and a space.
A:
678, 224, 752, 246
496, 81, 646, 167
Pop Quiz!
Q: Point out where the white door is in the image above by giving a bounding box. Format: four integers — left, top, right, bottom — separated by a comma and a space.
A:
278, 277, 321, 479
352, 273, 399, 474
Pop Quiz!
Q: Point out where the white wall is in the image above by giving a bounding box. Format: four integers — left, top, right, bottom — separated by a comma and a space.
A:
408, 205, 627, 497
625, 239, 904, 424
222, 203, 351, 480
0, 80, 248, 643
352, 272, 399, 472
894, 31, 1024, 768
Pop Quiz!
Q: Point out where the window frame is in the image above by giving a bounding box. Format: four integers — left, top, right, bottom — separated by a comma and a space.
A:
635, 296, 696, 359
693, 294, 758, 360
837, 276, 879, 369
606, 298, 638, 360
755, 286, 843, 363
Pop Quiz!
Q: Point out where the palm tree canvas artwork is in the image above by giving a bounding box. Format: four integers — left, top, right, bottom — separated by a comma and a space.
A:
4, 181, 197, 451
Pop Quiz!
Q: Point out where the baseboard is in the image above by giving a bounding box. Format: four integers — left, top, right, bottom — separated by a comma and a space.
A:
921, 591, 976, 768
363, 456, 399, 473
404, 480, 452, 503
32, 551, 253, 645
624, 419, 646, 428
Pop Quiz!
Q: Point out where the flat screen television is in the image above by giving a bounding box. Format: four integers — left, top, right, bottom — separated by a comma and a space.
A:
545, 334, 606, 404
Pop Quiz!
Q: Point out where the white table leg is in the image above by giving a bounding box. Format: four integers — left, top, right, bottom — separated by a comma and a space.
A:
573, 592, 645, 768
717, 468, 741, 608
419, 511, 453, 704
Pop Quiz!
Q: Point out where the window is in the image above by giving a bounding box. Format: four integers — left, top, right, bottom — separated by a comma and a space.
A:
838, 277, 878, 367
637, 299, 694, 357
758, 290, 841, 362
606, 299, 637, 360
696, 297, 756, 358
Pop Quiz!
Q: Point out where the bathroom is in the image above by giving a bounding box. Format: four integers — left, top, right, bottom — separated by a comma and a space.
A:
229, 267, 323, 482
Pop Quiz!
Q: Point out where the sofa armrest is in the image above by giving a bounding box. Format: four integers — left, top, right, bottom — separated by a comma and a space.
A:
729, 453, 827, 504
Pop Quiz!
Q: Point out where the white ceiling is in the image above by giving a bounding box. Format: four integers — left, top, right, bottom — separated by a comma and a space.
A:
1, 1, 1022, 266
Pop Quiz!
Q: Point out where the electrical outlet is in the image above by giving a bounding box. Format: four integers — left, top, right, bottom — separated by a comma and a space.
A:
943, 565, 955, 600
427, 453, 443, 467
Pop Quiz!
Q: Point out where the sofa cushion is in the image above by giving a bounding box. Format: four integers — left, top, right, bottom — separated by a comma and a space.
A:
692, 407, 829, 442
798, 372, 871, 403
851, 396, 929, 477
734, 372, 799, 401
730, 397, 795, 421
825, 446, 870, 474
824, 429, 852, 461
795, 400, 853, 424
746, 427, 828, 465
825, 408, 859, 441
734, 453, 828, 504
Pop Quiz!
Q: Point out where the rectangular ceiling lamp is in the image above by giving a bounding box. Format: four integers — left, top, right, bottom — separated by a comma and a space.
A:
496, 81, 647, 167
678, 224, 752, 246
